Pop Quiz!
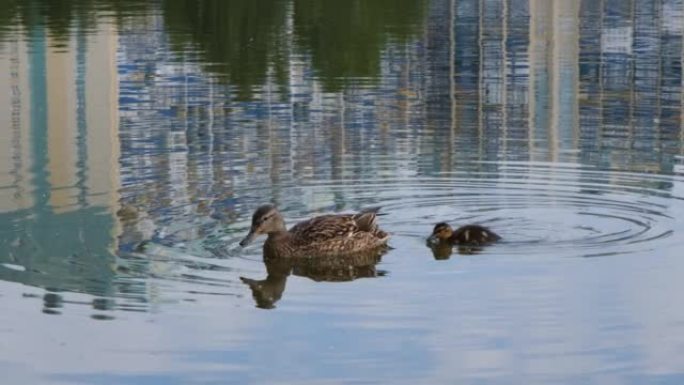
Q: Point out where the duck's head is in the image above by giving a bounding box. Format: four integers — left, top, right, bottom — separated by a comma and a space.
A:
239, 205, 286, 247
427, 222, 453, 244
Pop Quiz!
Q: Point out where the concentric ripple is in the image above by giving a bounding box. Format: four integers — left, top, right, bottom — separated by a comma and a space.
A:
140, 160, 684, 306
415, 164, 681, 257
219, 161, 684, 260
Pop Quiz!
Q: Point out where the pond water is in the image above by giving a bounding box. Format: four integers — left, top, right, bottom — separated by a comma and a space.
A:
2, 0, 684, 383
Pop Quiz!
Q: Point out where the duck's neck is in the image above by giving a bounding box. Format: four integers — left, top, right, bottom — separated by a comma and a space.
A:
270, 215, 287, 233
266, 230, 290, 240
264, 231, 294, 257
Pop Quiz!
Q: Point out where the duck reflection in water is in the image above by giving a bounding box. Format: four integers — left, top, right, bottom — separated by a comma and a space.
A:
426, 222, 500, 259
240, 247, 388, 309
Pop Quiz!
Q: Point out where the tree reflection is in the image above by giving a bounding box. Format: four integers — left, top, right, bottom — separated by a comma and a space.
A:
162, 0, 289, 100
293, 0, 425, 91
1, 0, 426, 98
161, 0, 426, 96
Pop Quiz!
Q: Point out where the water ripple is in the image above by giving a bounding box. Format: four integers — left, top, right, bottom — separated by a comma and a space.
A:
215, 163, 681, 260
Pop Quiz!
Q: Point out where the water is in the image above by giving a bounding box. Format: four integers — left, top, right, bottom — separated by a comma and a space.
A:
2, 0, 684, 383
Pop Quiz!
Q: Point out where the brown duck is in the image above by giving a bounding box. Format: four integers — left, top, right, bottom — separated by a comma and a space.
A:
239, 204, 390, 258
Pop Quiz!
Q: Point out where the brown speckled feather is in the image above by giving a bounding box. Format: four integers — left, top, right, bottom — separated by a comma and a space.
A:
288, 214, 358, 245
297, 231, 388, 255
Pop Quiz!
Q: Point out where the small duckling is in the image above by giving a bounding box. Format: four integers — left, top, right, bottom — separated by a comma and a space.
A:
427, 222, 500, 246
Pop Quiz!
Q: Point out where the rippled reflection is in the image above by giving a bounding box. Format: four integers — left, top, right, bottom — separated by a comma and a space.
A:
241, 248, 387, 309
427, 242, 492, 259
2, 0, 684, 383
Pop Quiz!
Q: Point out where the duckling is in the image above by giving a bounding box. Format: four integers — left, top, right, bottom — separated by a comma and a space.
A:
239, 204, 390, 258
427, 222, 500, 246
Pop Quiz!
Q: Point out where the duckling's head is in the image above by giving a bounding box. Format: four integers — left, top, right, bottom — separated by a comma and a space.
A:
427, 222, 453, 244
239, 204, 287, 247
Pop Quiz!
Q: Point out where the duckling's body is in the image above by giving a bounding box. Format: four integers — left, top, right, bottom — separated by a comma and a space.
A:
450, 224, 500, 245
240, 205, 389, 258
428, 222, 500, 246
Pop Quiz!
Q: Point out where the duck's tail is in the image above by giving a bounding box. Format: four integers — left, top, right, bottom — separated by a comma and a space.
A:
354, 206, 383, 232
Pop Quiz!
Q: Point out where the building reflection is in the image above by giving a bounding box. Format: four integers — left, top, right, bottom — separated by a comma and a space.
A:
0, 16, 122, 307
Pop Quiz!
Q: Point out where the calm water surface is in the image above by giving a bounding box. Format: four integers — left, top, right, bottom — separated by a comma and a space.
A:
2, 0, 684, 384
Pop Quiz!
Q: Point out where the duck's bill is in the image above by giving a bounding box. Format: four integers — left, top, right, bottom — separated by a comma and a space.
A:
426, 235, 439, 245
239, 230, 257, 247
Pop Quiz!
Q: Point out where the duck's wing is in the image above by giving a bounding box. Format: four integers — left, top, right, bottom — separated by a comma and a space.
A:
288, 208, 388, 249
288, 214, 358, 245
300, 231, 390, 256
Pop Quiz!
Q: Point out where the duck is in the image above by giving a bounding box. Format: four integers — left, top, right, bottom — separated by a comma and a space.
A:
427, 222, 500, 246
239, 204, 390, 258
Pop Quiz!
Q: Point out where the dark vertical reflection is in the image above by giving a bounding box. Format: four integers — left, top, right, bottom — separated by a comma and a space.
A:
602, 0, 633, 158
659, 0, 684, 156
479, 0, 506, 156
578, 0, 603, 157
504, 0, 531, 160
423, 0, 453, 173
453, 0, 482, 139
